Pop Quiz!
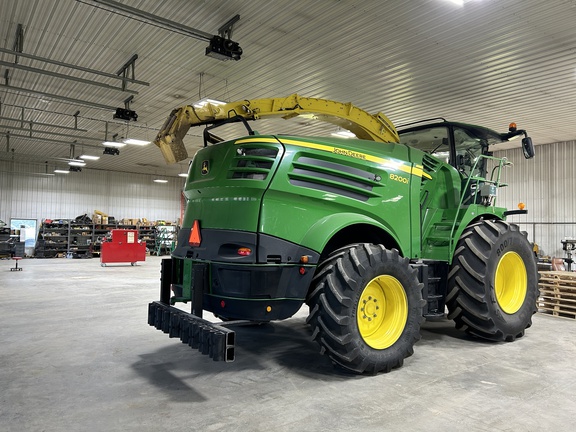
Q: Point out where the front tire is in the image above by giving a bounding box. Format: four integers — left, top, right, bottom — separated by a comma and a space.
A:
446, 220, 539, 341
307, 244, 425, 374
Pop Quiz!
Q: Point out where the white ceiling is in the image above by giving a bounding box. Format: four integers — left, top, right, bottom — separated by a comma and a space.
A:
1, 0, 575, 177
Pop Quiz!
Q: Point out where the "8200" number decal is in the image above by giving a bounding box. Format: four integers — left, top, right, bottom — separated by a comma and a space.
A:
389, 173, 409, 184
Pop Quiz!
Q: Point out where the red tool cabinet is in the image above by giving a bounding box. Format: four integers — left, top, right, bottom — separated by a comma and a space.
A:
100, 229, 146, 266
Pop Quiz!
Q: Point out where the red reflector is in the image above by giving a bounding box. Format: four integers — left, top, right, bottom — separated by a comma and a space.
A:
220, 300, 226, 308
299, 267, 306, 275
237, 247, 252, 256
188, 220, 201, 247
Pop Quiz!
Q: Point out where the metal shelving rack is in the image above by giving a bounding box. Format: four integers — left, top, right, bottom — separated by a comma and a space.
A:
35, 220, 70, 258
36, 219, 161, 257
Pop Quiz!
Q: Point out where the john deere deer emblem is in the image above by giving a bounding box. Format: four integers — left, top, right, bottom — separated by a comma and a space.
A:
201, 160, 209, 175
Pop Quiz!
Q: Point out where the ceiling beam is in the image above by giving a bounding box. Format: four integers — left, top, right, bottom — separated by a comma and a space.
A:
0, 47, 150, 86
0, 131, 102, 149
0, 83, 118, 110
0, 115, 88, 132
0, 124, 102, 141
12, 24, 24, 64
0, 101, 158, 132
84, 0, 213, 41
0, 60, 138, 95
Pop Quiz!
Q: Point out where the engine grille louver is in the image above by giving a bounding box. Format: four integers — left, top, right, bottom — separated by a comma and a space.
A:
229, 146, 279, 180
421, 154, 440, 184
288, 156, 381, 202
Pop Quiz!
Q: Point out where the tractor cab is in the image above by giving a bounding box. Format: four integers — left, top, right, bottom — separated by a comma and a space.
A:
398, 119, 534, 177
398, 119, 535, 205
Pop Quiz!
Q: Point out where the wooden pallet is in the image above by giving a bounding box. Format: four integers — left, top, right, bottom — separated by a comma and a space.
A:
538, 271, 576, 318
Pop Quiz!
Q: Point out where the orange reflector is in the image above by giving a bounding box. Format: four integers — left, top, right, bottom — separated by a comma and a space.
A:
518, 202, 526, 210
266, 306, 272, 312
300, 255, 309, 264
237, 247, 252, 256
188, 220, 201, 247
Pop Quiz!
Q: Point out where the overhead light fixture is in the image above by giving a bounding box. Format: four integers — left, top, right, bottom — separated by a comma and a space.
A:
102, 141, 126, 148
103, 147, 120, 156
331, 130, 356, 138
113, 107, 138, 121
193, 98, 227, 108
153, 179, 168, 183
123, 138, 151, 145
206, 35, 242, 61
68, 160, 86, 167
54, 169, 70, 174
178, 173, 188, 178
79, 154, 100, 160
69, 166, 82, 172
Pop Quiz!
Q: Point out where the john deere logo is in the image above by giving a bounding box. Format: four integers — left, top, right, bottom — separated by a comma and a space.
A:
201, 160, 209, 175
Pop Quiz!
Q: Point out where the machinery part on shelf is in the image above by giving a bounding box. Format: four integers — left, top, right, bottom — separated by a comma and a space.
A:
307, 244, 425, 374
446, 220, 539, 341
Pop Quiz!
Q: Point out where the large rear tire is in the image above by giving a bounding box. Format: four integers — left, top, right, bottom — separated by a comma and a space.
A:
307, 244, 425, 374
446, 220, 539, 341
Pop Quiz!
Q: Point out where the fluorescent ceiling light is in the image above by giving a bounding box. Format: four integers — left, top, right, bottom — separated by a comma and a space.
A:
193, 98, 226, 108
68, 160, 87, 167
153, 179, 168, 183
444, 0, 464, 5
102, 141, 126, 148
178, 173, 188, 178
79, 154, 100, 160
331, 130, 356, 138
123, 138, 151, 145
54, 169, 70, 174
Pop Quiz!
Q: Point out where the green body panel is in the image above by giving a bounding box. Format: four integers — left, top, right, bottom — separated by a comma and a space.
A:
260, 141, 414, 256
182, 139, 284, 231
183, 135, 427, 258
181, 134, 507, 261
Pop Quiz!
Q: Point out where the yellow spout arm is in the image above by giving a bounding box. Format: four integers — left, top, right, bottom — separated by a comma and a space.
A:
154, 93, 399, 164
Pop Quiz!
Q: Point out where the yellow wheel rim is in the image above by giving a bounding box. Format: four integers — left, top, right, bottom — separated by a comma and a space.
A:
356, 275, 408, 349
495, 251, 527, 314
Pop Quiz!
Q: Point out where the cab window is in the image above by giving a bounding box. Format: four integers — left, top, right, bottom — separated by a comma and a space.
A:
398, 127, 450, 163
453, 127, 485, 178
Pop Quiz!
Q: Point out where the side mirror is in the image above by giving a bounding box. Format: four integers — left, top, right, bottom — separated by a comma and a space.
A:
522, 137, 535, 159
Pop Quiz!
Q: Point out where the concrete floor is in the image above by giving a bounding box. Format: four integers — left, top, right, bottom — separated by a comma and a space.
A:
1, 256, 575, 432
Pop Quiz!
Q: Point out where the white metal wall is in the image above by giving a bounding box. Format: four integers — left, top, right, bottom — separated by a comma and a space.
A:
494, 141, 576, 259
0, 160, 183, 225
